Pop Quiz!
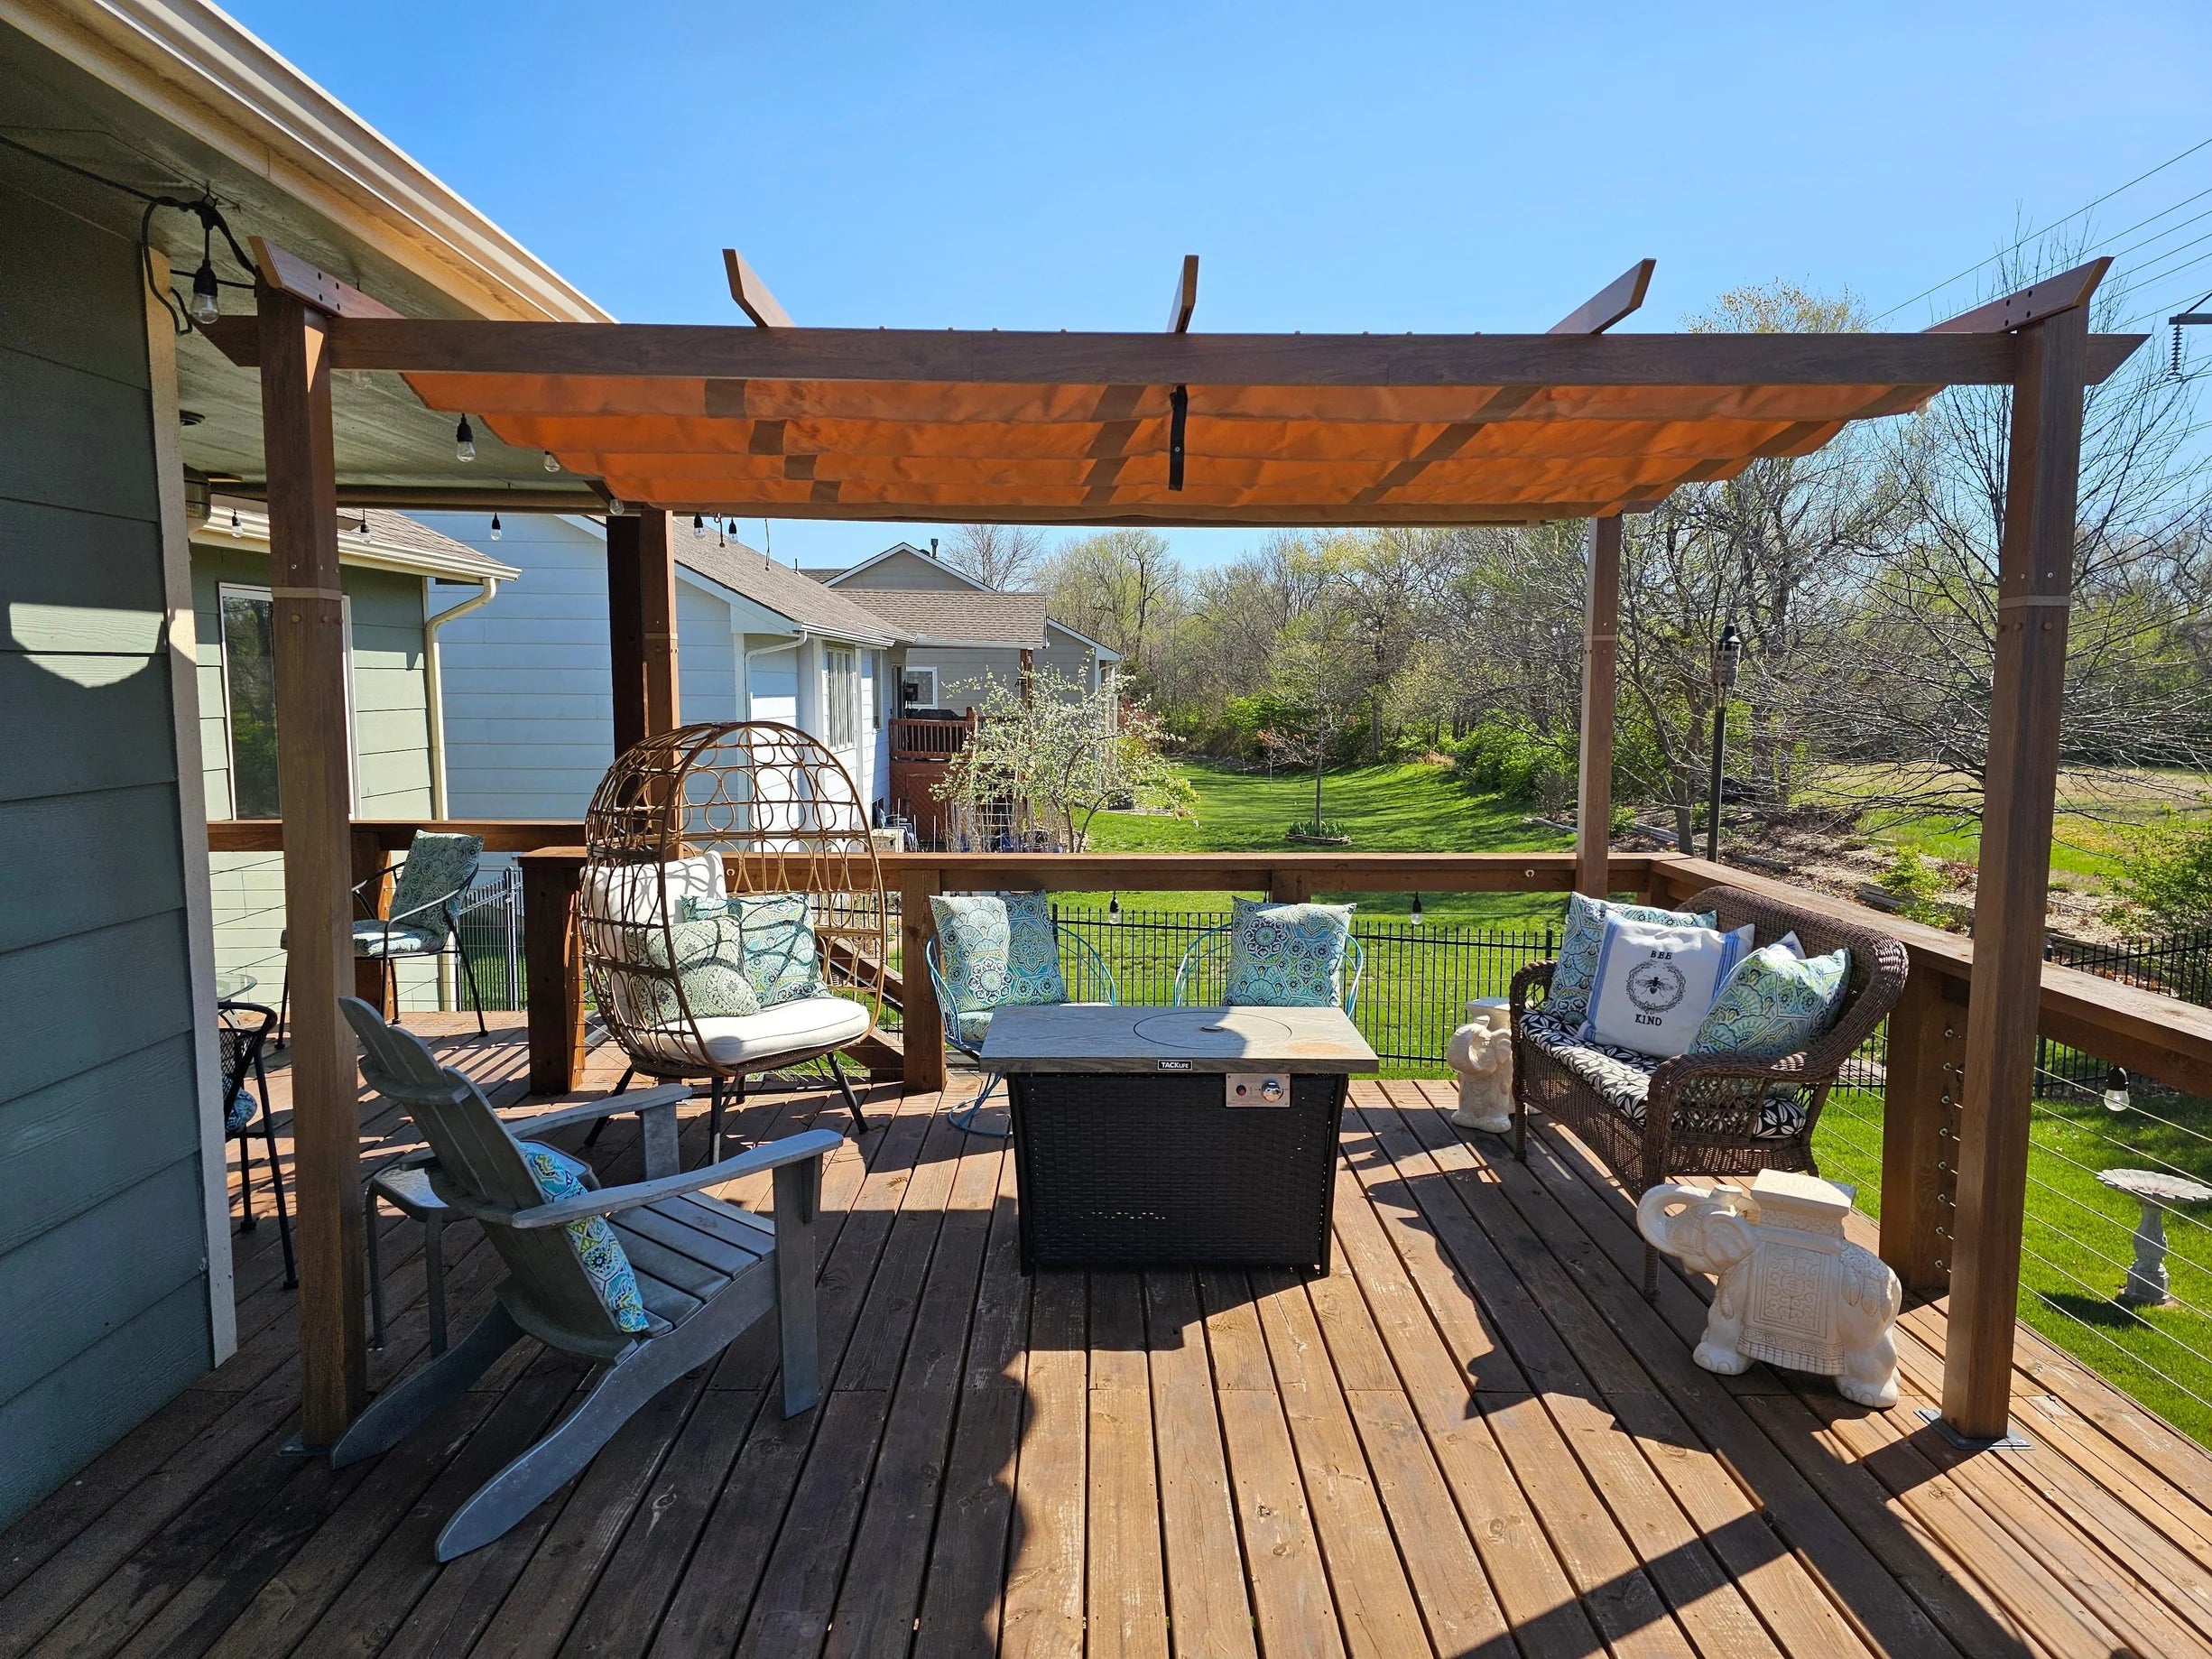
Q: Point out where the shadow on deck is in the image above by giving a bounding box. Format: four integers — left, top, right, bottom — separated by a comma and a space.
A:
4, 1013, 2210, 1658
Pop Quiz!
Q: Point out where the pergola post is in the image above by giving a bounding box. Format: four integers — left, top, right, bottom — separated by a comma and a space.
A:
1942, 300, 2091, 1440
1575, 515, 1624, 898
607, 507, 679, 755
257, 284, 367, 1444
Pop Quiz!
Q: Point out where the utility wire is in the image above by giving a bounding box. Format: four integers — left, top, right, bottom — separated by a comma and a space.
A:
1872, 134, 2212, 323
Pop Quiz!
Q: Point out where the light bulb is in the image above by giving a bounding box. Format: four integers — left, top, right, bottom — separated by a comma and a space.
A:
359, 514, 371, 536
1107, 893, 1122, 924
1410, 893, 1424, 928
454, 415, 477, 463
541, 450, 560, 473
606, 497, 625, 516
489, 513, 503, 542
228, 507, 241, 538
189, 257, 221, 327
692, 514, 705, 539
2105, 1065, 2132, 1114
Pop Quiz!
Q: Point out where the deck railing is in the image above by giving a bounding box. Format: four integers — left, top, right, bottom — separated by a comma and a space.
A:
888, 714, 975, 760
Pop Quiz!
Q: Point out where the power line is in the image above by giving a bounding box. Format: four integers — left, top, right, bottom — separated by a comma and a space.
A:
1872, 134, 2212, 323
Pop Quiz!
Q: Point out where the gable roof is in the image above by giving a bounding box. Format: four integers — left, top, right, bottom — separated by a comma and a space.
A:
817, 542, 989, 590
831, 588, 1049, 650
1045, 616, 1122, 662
196, 497, 519, 583
678, 536, 901, 645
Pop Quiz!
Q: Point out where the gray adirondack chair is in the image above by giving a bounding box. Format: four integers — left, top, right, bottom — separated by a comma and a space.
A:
333, 996, 835, 1561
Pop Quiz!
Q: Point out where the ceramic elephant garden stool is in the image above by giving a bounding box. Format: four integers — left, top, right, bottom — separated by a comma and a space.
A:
1637, 1169, 1903, 1407
1447, 997, 1513, 1134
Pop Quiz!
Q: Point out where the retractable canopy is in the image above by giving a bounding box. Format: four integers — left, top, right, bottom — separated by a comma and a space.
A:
212, 250, 2143, 525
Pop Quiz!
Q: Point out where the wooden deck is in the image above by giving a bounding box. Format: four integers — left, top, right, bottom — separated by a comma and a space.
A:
6, 1015, 2212, 1659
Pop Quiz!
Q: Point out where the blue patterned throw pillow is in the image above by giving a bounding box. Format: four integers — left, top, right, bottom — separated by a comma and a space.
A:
518, 1141, 649, 1334
735, 894, 823, 1007
1689, 943, 1852, 1060
1547, 894, 1717, 1024
637, 916, 761, 1023
1223, 896, 1354, 1008
930, 891, 1069, 1013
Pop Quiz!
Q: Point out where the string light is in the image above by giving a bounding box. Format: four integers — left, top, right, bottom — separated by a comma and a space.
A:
1108, 892, 1122, 924
489, 513, 503, 542
541, 450, 560, 473
1410, 893, 1424, 928
188, 216, 220, 327
692, 514, 705, 539
2105, 1065, 2133, 1114
454, 415, 476, 462
228, 507, 241, 538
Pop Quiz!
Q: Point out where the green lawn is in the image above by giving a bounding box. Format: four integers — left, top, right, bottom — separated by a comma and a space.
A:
1082, 761, 1571, 928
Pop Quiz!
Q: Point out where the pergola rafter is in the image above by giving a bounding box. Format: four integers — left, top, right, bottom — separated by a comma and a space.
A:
240, 240, 2140, 1450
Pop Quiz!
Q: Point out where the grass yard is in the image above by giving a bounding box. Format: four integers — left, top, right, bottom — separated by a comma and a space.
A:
1083, 761, 1571, 927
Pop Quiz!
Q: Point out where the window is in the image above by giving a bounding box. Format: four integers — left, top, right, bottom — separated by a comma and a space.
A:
902, 665, 938, 710
825, 645, 858, 748
217, 584, 356, 817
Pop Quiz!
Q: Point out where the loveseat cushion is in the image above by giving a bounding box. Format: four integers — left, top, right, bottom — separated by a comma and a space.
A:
1547, 894, 1717, 1025
1520, 1008, 1807, 1139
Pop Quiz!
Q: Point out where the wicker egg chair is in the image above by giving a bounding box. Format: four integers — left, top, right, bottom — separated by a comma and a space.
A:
580, 721, 888, 1159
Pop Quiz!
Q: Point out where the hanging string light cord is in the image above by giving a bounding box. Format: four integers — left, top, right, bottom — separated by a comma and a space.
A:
0, 131, 260, 334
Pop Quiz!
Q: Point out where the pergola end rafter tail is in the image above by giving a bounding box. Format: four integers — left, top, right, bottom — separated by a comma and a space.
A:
722, 246, 793, 329
1929, 255, 2113, 336
1550, 257, 1656, 335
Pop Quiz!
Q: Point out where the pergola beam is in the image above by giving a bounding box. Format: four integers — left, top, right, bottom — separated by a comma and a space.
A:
722, 246, 793, 328
1167, 255, 1199, 333
301, 318, 2147, 386
1549, 258, 1656, 336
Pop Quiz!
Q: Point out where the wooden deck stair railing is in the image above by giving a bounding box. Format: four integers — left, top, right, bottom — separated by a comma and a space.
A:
887, 713, 976, 761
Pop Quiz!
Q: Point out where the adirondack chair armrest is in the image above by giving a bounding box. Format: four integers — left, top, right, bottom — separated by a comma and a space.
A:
509, 1084, 693, 1140
506, 1127, 844, 1229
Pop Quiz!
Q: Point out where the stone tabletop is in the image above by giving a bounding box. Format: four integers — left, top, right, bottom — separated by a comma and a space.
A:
979, 1004, 1379, 1074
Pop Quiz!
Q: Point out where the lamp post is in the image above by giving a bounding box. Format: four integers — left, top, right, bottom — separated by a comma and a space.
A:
1706, 623, 1743, 862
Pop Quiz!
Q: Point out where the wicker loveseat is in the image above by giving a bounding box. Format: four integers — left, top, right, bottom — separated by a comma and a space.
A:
1509, 884, 1908, 1298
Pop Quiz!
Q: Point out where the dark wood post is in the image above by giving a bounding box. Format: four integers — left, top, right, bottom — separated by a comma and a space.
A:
1879, 970, 1967, 1298
350, 829, 393, 1014
257, 283, 366, 1444
1576, 515, 1624, 898
902, 867, 946, 1091
1942, 300, 2091, 1440
638, 507, 679, 737
522, 848, 588, 1095
607, 507, 680, 758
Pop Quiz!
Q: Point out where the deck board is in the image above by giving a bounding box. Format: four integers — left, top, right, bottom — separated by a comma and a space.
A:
5, 1015, 2212, 1658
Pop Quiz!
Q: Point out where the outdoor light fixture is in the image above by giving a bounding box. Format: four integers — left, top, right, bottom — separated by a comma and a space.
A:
489, 513, 502, 542
1410, 893, 1424, 928
454, 415, 477, 462
188, 255, 220, 327
541, 450, 560, 473
2105, 1065, 2133, 1114
228, 507, 240, 538
358, 514, 371, 536
1108, 893, 1122, 924
692, 514, 705, 539
1706, 621, 1745, 861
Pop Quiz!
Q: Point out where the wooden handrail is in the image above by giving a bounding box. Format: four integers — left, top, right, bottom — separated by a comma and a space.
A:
208, 819, 587, 854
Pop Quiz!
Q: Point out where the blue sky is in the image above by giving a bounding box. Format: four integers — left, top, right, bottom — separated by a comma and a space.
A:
230, 0, 2212, 570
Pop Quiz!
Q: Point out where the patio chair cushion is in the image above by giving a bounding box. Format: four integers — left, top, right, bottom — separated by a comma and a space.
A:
1522, 1009, 1808, 1140
735, 894, 826, 1007
636, 916, 764, 1022
1223, 896, 1354, 1008
352, 920, 444, 957
947, 1000, 1111, 1054
582, 852, 726, 926
682, 994, 871, 1065
1690, 942, 1852, 1061
385, 832, 483, 944
930, 891, 1069, 1011
516, 1141, 649, 1334
224, 1081, 260, 1134
1546, 894, 1718, 1025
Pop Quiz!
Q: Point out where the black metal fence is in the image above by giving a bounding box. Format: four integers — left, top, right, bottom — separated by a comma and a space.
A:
452, 867, 526, 1012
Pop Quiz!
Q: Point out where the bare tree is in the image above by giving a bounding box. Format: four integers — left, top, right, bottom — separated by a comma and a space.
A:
1040, 529, 1188, 691
944, 523, 1049, 590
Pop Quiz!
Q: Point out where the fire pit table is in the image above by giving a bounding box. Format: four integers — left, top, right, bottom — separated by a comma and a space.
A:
980, 1004, 1378, 1273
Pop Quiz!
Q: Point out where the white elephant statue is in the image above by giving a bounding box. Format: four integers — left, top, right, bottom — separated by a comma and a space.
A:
1637, 1171, 1902, 1408
1447, 999, 1513, 1134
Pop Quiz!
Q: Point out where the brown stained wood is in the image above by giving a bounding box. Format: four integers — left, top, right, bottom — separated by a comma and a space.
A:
1549, 258, 1658, 336
1879, 972, 1966, 1297
1193, 1273, 1347, 1659
520, 849, 587, 1094
884, 848, 1588, 896
245, 237, 403, 322
1576, 514, 1624, 898
1945, 301, 2090, 1441
350, 830, 394, 1012
636, 507, 680, 737
207, 820, 588, 854
722, 247, 794, 329
1087, 1274, 1171, 1659
1168, 255, 1199, 334
1000, 1267, 1087, 1659
902, 867, 946, 1090
606, 514, 647, 758
257, 282, 367, 1445
1928, 257, 2111, 336
1140, 1274, 1260, 1659
1249, 1270, 1432, 1659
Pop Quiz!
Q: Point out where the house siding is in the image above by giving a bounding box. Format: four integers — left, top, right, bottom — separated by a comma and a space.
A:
828, 547, 977, 591
0, 179, 217, 1525
193, 549, 438, 1007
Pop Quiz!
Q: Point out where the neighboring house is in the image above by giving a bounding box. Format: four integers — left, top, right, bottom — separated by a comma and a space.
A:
817, 542, 1120, 711
416, 514, 902, 819
0, 0, 603, 1526
192, 501, 517, 1011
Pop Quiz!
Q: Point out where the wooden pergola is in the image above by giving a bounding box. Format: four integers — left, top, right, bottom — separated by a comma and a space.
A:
224, 243, 2142, 1451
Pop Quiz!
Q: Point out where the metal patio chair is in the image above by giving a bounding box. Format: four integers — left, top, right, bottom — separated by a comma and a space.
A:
925, 919, 1118, 1136
281, 830, 488, 1043
217, 997, 295, 1288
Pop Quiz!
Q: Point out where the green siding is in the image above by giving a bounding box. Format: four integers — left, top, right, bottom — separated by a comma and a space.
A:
192, 548, 438, 1006
0, 180, 215, 1527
